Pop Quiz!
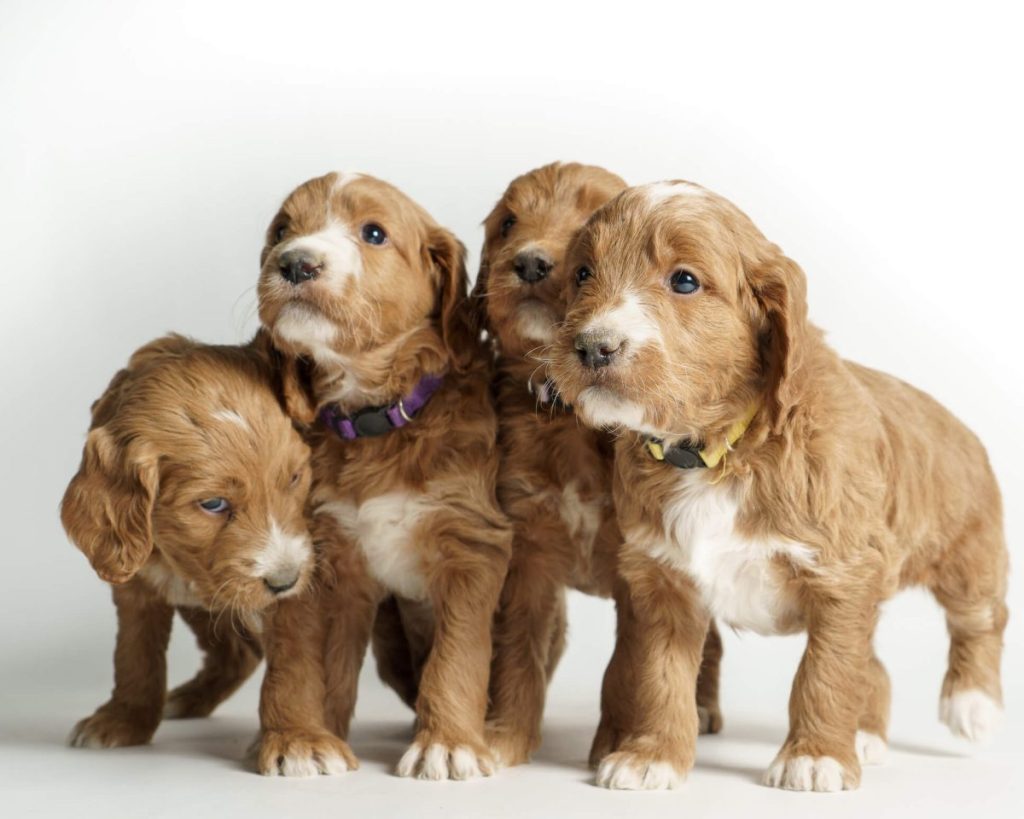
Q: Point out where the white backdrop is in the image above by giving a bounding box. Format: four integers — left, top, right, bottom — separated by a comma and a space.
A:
2, 2, 1022, 817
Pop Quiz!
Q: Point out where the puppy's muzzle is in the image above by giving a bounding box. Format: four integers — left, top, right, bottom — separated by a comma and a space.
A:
514, 250, 553, 284
575, 328, 625, 369
279, 249, 322, 285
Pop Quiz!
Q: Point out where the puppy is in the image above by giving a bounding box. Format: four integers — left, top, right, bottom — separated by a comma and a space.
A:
477, 162, 725, 768
62, 334, 314, 749
253, 172, 511, 779
550, 181, 1008, 791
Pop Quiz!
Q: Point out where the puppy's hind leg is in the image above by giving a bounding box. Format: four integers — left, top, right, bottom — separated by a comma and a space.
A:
932, 520, 1008, 744
164, 606, 263, 719
696, 620, 724, 735
486, 544, 567, 768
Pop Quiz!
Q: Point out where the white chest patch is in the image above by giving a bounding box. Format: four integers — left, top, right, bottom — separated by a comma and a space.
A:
559, 481, 603, 582
138, 560, 204, 608
318, 492, 433, 601
639, 473, 815, 635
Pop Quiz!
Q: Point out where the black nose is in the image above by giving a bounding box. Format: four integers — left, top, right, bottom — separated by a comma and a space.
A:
264, 574, 299, 595
278, 249, 321, 285
513, 250, 553, 284
575, 329, 624, 369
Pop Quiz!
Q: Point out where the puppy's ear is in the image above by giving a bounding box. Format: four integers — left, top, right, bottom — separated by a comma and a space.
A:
60, 428, 158, 584
747, 246, 808, 434
428, 225, 479, 372
250, 329, 318, 425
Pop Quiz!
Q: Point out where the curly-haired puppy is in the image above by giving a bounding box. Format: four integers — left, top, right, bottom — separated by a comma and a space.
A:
549, 181, 1008, 791
62, 334, 314, 749
476, 162, 725, 768
253, 172, 511, 779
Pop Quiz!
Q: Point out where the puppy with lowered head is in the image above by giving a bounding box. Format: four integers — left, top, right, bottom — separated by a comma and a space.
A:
253, 172, 510, 780
477, 162, 724, 768
62, 334, 314, 749
550, 182, 1008, 791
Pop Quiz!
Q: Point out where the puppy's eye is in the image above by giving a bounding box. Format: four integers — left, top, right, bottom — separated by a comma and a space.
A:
275, 224, 287, 243
500, 215, 517, 238
670, 269, 700, 295
575, 266, 592, 286
289, 471, 301, 488
199, 497, 231, 515
361, 223, 388, 245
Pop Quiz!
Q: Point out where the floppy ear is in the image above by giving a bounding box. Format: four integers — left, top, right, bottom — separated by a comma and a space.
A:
747, 247, 809, 435
428, 225, 480, 372
250, 328, 318, 425
60, 427, 159, 584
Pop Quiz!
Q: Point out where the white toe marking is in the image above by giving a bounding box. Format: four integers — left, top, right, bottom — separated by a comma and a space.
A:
450, 745, 484, 780
940, 689, 1003, 743
764, 754, 848, 792
855, 730, 888, 765
420, 743, 448, 780
279, 753, 319, 778
596, 755, 682, 790
396, 741, 489, 781
395, 742, 423, 778
318, 753, 351, 776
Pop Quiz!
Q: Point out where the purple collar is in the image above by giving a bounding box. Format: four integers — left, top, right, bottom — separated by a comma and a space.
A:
318, 374, 444, 440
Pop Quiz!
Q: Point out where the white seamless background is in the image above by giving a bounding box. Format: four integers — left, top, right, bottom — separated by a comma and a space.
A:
1, 2, 1021, 818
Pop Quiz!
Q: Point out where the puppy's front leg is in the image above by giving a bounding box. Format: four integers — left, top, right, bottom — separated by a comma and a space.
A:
397, 552, 506, 781
256, 587, 357, 777
70, 581, 173, 748
763, 594, 874, 792
594, 551, 708, 790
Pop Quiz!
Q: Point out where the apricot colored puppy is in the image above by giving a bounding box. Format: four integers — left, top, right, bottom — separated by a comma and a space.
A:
477, 162, 725, 768
254, 172, 510, 779
550, 182, 1008, 791
62, 334, 314, 749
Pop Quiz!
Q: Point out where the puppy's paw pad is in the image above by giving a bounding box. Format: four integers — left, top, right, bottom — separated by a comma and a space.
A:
939, 689, 1003, 744
763, 754, 853, 792
256, 731, 356, 777
855, 730, 888, 765
396, 741, 494, 781
596, 751, 683, 790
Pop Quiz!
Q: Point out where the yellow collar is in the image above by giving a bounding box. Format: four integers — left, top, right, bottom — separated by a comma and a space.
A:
645, 402, 759, 469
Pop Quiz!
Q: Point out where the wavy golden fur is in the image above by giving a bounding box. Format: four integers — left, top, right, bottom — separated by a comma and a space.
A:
61, 334, 314, 749
253, 172, 511, 780
476, 162, 726, 768
550, 181, 1008, 791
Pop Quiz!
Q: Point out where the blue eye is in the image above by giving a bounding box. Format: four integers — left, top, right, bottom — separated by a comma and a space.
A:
361, 223, 387, 245
199, 498, 230, 514
670, 269, 700, 294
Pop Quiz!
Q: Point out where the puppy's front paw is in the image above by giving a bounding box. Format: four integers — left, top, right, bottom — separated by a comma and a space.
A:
595, 750, 685, 790
256, 729, 357, 777
763, 748, 859, 792
69, 707, 158, 749
396, 735, 495, 781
